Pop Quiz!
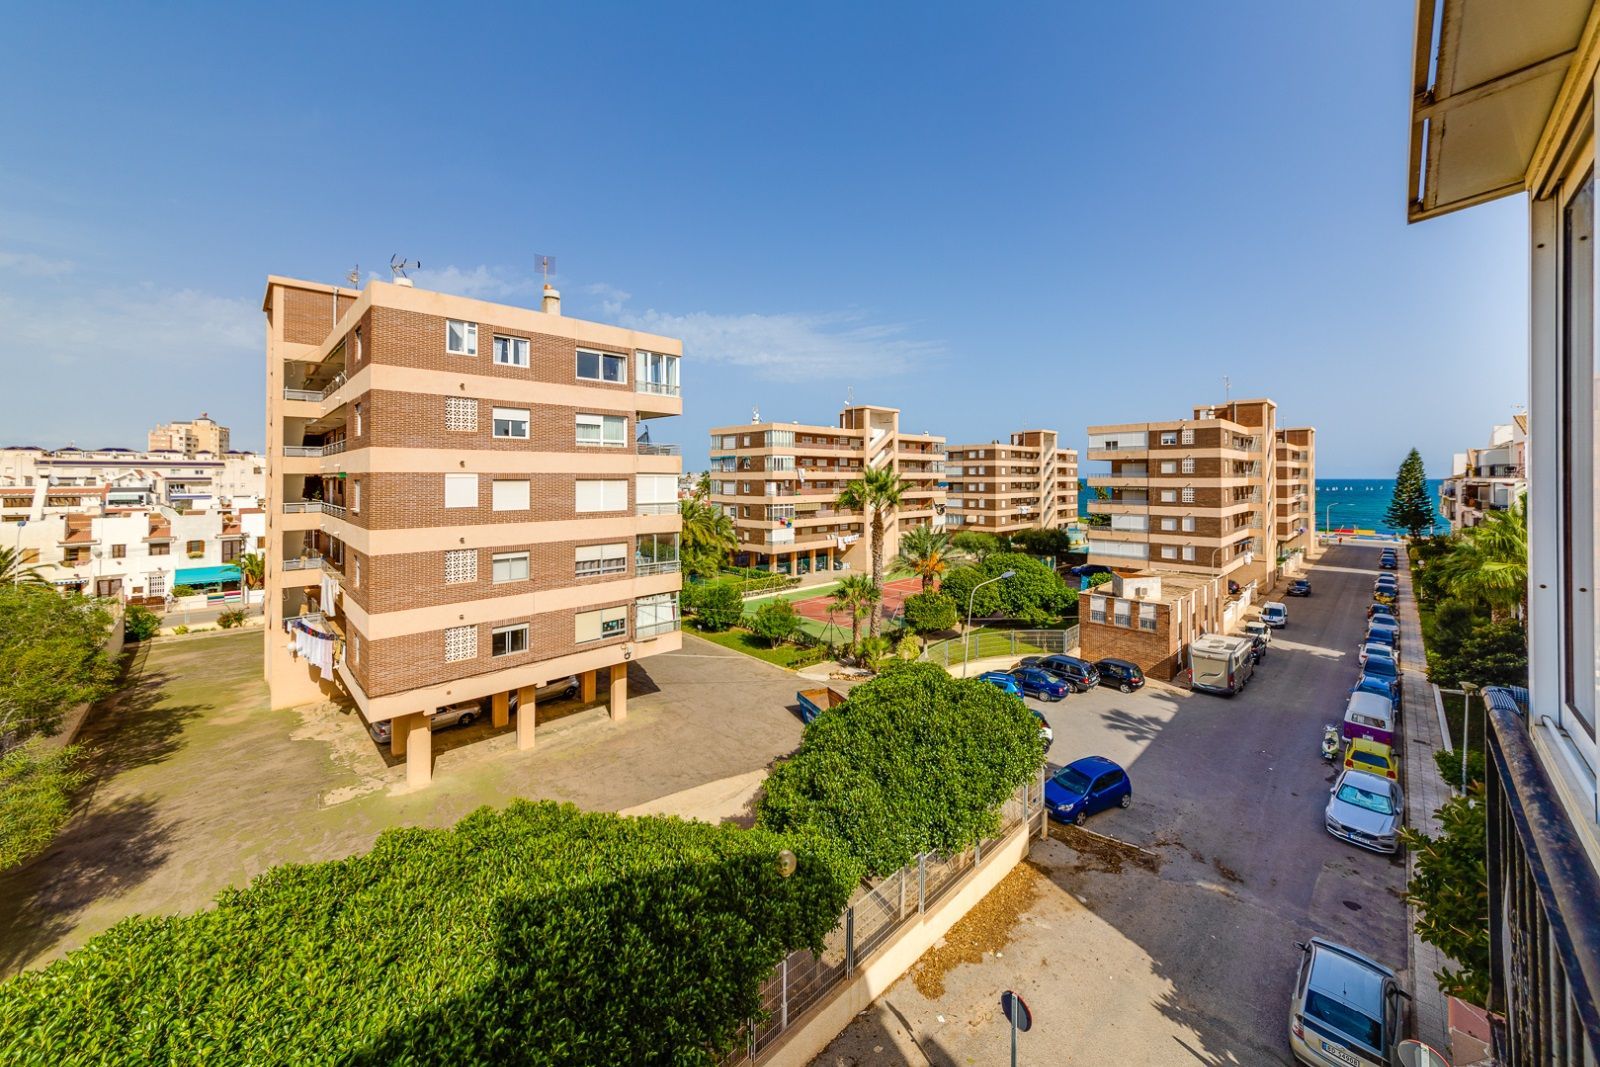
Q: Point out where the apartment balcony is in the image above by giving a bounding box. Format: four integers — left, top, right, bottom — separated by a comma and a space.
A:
636, 443, 681, 457
1085, 539, 1150, 562
283, 445, 324, 458
636, 502, 679, 516
282, 554, 324, 570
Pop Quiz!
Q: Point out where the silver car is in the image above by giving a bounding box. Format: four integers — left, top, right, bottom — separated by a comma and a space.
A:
1324, 770, 1404, 854
1289, 937, 1408, 1065
367, 675, 580, 744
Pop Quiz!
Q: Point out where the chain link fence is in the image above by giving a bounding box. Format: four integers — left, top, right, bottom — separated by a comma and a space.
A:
918, 627, 1080, 672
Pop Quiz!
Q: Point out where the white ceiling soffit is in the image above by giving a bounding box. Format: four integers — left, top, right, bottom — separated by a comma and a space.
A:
1408, 0, 1590, 222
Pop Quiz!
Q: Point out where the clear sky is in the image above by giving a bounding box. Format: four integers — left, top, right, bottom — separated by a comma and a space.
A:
0, 3, 1527, 477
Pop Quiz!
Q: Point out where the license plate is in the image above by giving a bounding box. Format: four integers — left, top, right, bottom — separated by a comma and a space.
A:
1320, 1040, 1358, 1066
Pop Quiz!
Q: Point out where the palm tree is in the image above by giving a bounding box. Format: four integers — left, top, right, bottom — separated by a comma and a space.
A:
835, 468, 907, 637
896, 524, 956, 592
236, 552, 266, 613
1437, 496, 1528, 623
0, 545, 47, 586
831, 574, 881, 661
694, 471, 712, 502
679, 496, 737, 578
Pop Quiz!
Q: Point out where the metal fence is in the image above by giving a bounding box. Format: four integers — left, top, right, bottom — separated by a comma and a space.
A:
724, 775, 1046, 1063
919, 627, 1080, 670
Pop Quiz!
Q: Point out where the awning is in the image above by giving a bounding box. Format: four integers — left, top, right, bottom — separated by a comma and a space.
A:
174, 565, 241, 586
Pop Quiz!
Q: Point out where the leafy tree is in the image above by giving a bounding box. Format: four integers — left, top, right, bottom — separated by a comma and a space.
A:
1436, 496, 1528, 623
1401, 787, 1489, 1004
748, 598, 800, 647
123, 604, 161, 642
895, 525, 957, 592
951, 530, 1000, 563
0, 546, 47, 586
835, 469, 908, 637
941, 553, 1075, 627
1384, 448, 1437, 538
1007, 528, 1074, 558
235, 552, 266, 612
679, 497, 737, 579
1433, 746, 1486, 792
757, 662, 1046, 876
0, 741, 86, 872
694, 582, 743, 632
694, 470, 712, 501
0, 585, 119, 748
1086, 572, 1113, 589
1428, 620, 1528, 690
902, 590, 959, 635
830, 575, 880, 658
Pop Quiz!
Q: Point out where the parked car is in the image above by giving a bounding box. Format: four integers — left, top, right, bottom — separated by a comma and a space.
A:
1357, 641, 1396, 668
1010, 666, 1070, 701
1350, 674, 1401, 712
1044, 756, 1131, 825
1373, 581, 1399, 599
977, 671, 1024, 698
1036, 655, 1100, 692
1261, 601, 1289, 628
1242, 620, 1271, 662
1094, 658, 1146, 693
1344, 737, 1399, 781
1359, 654, 1400, 685
1033, 710, 1054, 752
1288, 937, 1408, 1066
369, 698, 483, 744
1367, 602, 1397, 622
1287, 579, 1312, 597
1365, 623, 1399, 650
1324, 769, 1404, 854
1379, 554, 1398, 570
506, 675, 583, 715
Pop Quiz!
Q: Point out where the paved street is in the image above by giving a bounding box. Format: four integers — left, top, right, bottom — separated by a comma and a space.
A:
818, 544, 1411, 1065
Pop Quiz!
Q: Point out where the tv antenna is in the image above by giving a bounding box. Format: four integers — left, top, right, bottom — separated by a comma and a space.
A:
390, 254, 420, 280
1223, 375, 1231, 402
846, 386, 855, 406
533, 253, 557, 286
346, 264, 360, 286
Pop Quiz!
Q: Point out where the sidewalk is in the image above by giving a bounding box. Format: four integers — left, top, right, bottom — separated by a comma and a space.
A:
1396, 547, 1452, 1051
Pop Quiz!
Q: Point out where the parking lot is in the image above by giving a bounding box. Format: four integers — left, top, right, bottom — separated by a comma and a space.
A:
818, 544, 1411, 1065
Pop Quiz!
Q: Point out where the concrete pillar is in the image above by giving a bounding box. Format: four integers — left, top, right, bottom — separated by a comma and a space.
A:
609, 667, 628, 722
516, 684, 537, 750
492, 690, 509, 729
405, 714, 432, 788
580, 669, 597, 703
389, 714, 408, 758
769, 555, 779, 574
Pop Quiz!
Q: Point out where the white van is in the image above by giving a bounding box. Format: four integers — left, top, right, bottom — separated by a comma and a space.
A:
1190, 634, 1256, 696
1261, 602, 1289, 628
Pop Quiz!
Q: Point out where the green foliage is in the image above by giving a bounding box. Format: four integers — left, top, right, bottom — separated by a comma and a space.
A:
680, 498, 737, 579
216, 609, 248, 630
0, 801, 857, 1066
1427, 619, 1528, 690
893, 634, 921, 660
0, 585, 118, 747
1385, 448, 1437, 538
1433, 497, 1528, 623
0, 741, 86, 872
951, 530, 1001, 562
123, 605, 161, 642
0, 547, 47, 586
757, 662, 1045, 876
170, 585, 196, 598
902, 590, 959, 635
1086, 572, 1113, 589
830, 575, 881, 658
1433, 746, 1486, 791
836, 470, 908, 636
940, 553, 1076, 626
172, 625, 190, 636
1006, 528, 1074, 557
748, 598, 800, 647
694, 582, 744, 632
858, 634, 893, 667
895, 525, 957, 591
1401, 788, 1489, 1004
235, 552, 266, 593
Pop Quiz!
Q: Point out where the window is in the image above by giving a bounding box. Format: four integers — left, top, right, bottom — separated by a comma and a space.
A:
354, 402, 363, 437
445, 397, 477, 431
354, 327, 362, 364
186, 540, 204, 555
576, 413, 627, 447
1561, 167, 1598, 737
1181, 487, 1195, 504
636, 351, 679, 395
577, 349, 627, 382
352, 480, 362, 513
1180, 428, 1194, 445
222, 539, 240, 563
1160, 489, 1177, 503
1161, 546, 1177, 559
1113, 599, 1132, 627
492, 624, 529, 657
493, 407, 530, 439
1160, 461, 1177, 474
1182, 545, 1196, 561
576, 542, 628, 576
636, 475, 676, 513
492, 551, 529, 583
575, 605, 628, 642
443, 625, 477, 662
1160, 517, 1177, 531
1139, 603, 1158, 631
444, 549, 477, 584
1183, 516, 1196, 532
1160, 432, 1177, 446
1089, 596, 1106, 624
492, 479, 530, 511
150, 543, 170, 556
444, 473, 478, 508
111, 544, 126, 559
354, 557, 361, 588
576, 479, 628, 512
351, 633, 360, 666
447, 320, 477, 356
494, 335, 529, 367
635, 593, 680, 637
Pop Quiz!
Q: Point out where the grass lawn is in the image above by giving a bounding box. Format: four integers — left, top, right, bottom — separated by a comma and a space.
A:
689, 626, 822, 668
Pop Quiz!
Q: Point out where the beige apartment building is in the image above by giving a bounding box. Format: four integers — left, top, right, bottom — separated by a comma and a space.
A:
1274, 426, 1316, 566
945, 430, 1078, 534
708, 405, 944, 574
263, 275, 683, 786
1085, 398, 1313, 591
149, 413, 230, 457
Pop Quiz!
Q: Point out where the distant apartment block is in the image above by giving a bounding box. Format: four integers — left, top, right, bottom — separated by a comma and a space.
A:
1274, 426, 1316, 564
1439, 415, 1526, 532
263, 275, 683, 787
1085, 399, 1313, 590
945, 430, 1078, 534
149, 413, 231, 457
708, 405, 945, 574
0, 445, 264, 514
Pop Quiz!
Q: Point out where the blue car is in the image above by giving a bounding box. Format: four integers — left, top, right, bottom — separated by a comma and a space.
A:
976, 671, 1023, 697
1045, 756, 1132, 825
1356, 665, 1402, 706
1365, 624, 1398, 648
1379, 556, 1398, 570
1351, 674, 1401, 711
1010, 667, 1070, 701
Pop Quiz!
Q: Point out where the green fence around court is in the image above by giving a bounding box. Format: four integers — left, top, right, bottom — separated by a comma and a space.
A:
919, 627, 1080, 672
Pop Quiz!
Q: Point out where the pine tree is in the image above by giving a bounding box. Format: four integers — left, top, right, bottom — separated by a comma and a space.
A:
1385, 448, 1437, 537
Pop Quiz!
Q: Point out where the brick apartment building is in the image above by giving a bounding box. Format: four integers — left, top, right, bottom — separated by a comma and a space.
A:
945, 430, 1078, 535
707, 405, 945, 574
1084, 398, 1315, 591
1078, 571, 1226, 681
263, 275, 683, 786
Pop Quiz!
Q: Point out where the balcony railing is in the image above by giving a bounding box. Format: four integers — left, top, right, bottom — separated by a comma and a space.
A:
636, 380, 680, 397
635, 618, 681, 639
322, 439, 347, 456
282, 388, 322, 402
635, 558, 681, 576
283, 445, 323, 458
282, 554, 324, 570
321, 503, 348, 520
637, 443, 681, 456
282, 501, 323, 514
636, 502, 679, 516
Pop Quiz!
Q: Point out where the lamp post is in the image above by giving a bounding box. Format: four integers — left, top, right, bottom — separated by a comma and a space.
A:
12, 519, 24, 586
963, 569, 1015, 678
1324, 502, 1345, 537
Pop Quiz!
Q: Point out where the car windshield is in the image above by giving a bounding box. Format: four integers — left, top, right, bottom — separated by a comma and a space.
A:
1305, 990, 1382, 1050
1336, 782, 1395, 815
1053, 767, 1092, 794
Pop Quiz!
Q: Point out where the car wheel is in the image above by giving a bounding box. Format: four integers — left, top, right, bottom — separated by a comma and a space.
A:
1119, 794, 1132, 809
459, 713, 476, 728
1073, 811, 1087, 826
1120, 682, 1134, 694
565, 686, 578, 700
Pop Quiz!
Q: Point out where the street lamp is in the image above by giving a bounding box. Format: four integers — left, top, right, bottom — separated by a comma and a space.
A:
12, 518, 24, 586
963, 569, 1015, 678
1324, 502, 1345, 537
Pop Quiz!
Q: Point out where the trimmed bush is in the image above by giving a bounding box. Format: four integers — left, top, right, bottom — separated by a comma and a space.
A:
216, 609, 248, 630
757, 662, 1046, 876
748, 598, 800, 647
0, 801, 856, 1065
695, 582, 744, 632
0, 742, 86, 872
123, 605, 160, 642
902, 590, 958, 635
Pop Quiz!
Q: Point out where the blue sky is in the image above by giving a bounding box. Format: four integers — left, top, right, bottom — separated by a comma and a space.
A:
0, 3, 1526, 477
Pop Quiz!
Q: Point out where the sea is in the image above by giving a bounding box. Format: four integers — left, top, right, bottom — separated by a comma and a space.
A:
1077, 478, 1447, 535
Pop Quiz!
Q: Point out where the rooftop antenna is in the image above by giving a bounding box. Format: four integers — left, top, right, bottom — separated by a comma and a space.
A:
533, 253, 556, 287
846, 386, 855, 406
389, 254, 420, 280
1223, 375, 1231, 403
346, 264, 360, 286
751, 406, 761, 424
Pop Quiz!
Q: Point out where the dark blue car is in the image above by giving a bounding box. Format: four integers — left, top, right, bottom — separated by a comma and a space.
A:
1010, 667, 1070, 701
1350, 673, 1401, 711
1045, 756, 1132, 825
1356, 667, 1402, 706
976, 671, 1023, 697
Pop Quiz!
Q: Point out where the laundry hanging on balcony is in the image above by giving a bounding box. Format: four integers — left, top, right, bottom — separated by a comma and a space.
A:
283, 615, 342, 680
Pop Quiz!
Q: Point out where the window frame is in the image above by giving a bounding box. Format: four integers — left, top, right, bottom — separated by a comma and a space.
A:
491, 623, 530, 658
492, 550, 530, 584
493, 335, 530, 367
576, 349, 628, 383
576, 412, 628, 447
575, 542, 628, 577
491, 479, 531, 512
492, 407, 531, 440
446, 320, 478, 356
444, 473, 479, 509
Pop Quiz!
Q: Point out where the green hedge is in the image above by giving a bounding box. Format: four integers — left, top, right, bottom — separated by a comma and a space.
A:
0, 801, 856, 1066
756, 662, 1045, 876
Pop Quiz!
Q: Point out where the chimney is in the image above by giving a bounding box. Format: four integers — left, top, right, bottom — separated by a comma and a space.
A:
542, 284, 561, 315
